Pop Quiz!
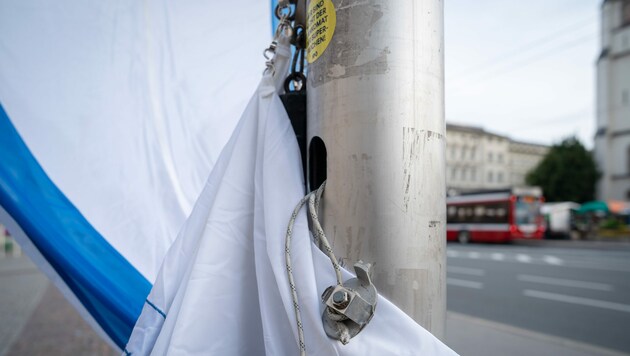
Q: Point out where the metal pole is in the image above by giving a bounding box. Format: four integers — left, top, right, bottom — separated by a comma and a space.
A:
306, 0, 446, 337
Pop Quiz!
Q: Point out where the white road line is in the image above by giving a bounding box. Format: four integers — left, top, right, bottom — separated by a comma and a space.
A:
523, 289, 630, 313
569, 261, 630, 273
468, 251, 480, 259
448, 266, 486, 276
490, 252, 504, 261
518, 275, 613, 291
446, 250, 459, 258
516, 254, 532, 263
543, 255, 564, 266
447, 278, 483, 289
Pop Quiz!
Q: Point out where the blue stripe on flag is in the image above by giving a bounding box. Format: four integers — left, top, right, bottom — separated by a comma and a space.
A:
0, 103, 151, 348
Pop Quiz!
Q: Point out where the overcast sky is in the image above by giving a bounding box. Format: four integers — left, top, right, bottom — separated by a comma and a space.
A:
444, 0, 600, 148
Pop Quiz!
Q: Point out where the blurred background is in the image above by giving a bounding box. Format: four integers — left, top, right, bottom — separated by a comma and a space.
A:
443, 1, 630, 355
2, 0, 630, 355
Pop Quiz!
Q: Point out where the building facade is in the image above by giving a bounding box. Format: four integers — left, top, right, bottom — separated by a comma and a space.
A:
446, 123, 548, 194
509, 140, 550, 187
595, 0, 630, 201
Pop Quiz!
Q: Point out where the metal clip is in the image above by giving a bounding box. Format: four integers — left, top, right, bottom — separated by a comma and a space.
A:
264, 2, 295, 75
321, 261, 377, 345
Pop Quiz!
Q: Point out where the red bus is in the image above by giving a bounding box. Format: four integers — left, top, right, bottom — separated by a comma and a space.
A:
446, 187, 545, 243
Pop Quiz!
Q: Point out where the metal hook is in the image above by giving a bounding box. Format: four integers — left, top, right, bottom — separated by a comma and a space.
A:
275, 1, 296, 21
263, 42, 277, 60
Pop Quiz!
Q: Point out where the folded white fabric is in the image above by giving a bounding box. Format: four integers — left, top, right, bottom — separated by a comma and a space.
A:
125, 39, 457, 356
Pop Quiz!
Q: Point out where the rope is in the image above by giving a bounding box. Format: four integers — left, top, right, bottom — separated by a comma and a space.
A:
285, 181, 343, 355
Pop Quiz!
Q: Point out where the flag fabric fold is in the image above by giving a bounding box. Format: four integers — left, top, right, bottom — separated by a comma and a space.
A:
125, 39, 457, 356
0, 0, 269, 348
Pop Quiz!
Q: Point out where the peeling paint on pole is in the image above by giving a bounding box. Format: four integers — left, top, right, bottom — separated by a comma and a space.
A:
307, 0, 446, 337
309, 0, 390, 87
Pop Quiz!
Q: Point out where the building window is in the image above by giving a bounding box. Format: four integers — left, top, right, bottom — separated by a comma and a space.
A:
498, 172, 504, 183
624, 1, 630, 26
488, 152, 493, 162
488, 171, 494, 183
498, 153, 503, 163
627, 146, 630, 174
461, 147, 467, 159
623, 90, 629, 106
471, 168, 477, 181
471, 147, 476, 160
452, 167, 458, 180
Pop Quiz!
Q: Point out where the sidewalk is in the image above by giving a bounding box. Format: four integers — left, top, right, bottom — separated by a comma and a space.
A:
1, 255, 627, 356
0, 255, 115, 356
445, 312, 627, 356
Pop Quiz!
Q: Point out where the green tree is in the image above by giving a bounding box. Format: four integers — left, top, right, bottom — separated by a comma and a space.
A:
526, 137, 599, 203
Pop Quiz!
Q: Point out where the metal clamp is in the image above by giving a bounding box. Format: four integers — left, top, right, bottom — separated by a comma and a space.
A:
321, 261, 377, 345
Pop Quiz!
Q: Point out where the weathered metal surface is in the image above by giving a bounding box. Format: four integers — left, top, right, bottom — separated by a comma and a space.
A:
307, 0, 446, 337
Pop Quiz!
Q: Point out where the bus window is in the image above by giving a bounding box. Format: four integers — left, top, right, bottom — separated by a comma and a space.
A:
457, 207, 466, 221
515, 197, 540, 225
448, 205, 457, 220
474, 206, 485, 222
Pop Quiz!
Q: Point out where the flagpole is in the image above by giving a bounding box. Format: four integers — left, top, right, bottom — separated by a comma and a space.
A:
306, 0, 446, 337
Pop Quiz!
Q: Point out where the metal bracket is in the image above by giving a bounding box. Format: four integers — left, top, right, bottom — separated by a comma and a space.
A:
321, 261, 377, 344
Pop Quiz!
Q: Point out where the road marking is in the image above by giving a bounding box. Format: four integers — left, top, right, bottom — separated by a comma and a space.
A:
543, 255, 564, 265
490, 252, 504, 261
518, 275, 613, 291
468, 251, 480, 259
569, 261, 630, 273
446, 250, 459, 258
448, 266, 485, 276
523, 289, 630, 313
447, 278, 483, 289
516, 254, 531, 263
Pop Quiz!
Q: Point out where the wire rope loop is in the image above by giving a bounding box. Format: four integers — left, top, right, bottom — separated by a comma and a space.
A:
307, 183, 343, 286
285, 193, 310, 356
285, 181, 344, 355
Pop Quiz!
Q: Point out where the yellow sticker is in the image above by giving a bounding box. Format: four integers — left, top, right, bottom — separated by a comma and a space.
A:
306, 0, 336, 63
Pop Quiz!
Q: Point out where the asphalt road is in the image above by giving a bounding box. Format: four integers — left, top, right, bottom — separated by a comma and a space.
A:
446, 242, 630, 354
3, 240, 629, 355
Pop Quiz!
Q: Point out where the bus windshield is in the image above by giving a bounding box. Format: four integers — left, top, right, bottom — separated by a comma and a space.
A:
515, 196, 540, 225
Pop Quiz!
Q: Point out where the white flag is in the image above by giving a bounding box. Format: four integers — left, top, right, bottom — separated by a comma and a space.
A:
125, 39, 457, 356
